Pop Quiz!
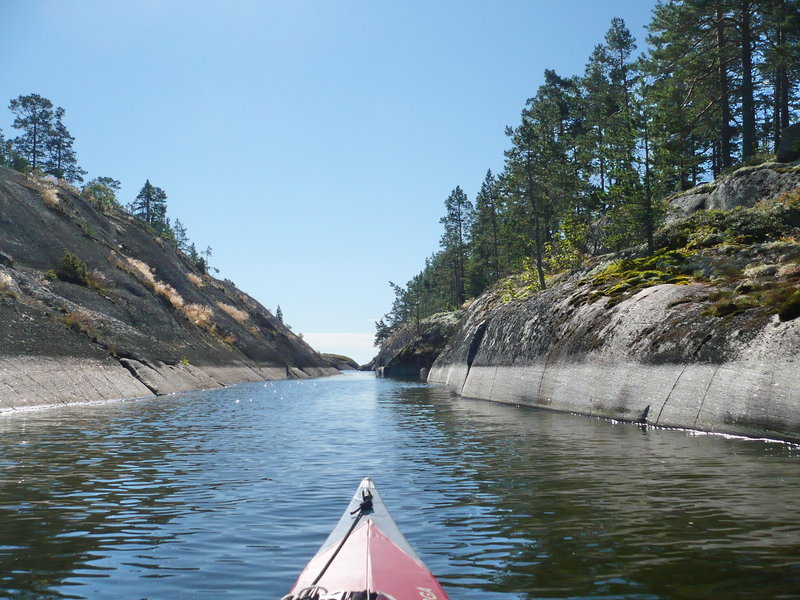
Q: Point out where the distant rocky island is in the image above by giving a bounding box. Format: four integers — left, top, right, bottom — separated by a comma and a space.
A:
0, 166, 339, 412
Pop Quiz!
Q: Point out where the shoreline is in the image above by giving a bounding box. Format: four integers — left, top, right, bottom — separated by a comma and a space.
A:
0, 354, 340, 415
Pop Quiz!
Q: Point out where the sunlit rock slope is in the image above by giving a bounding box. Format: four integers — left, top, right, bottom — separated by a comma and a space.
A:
0, 167, 337, 411
429, 164, 800, 442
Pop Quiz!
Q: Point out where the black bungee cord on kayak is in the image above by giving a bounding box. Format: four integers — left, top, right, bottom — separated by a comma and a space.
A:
288, 490, 375, 600
311, 489, 373, 586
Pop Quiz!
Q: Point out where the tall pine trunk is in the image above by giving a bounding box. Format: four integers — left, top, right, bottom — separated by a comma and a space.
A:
773, 0, 786, 149
643, 116, 654, 255
716, 1, 734, 168
489, 197, 500, 279
740, 0, 756, 159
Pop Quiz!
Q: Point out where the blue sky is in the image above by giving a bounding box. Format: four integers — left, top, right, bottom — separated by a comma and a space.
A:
1, 0, 657, 364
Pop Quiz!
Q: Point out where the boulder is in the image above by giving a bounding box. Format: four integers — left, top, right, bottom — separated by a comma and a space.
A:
668, 163, 800, 219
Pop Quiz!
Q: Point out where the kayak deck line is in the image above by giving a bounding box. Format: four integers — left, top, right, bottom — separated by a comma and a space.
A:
281, 477, 451, 600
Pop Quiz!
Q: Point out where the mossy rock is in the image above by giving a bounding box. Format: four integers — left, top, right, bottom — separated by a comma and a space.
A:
707, 300, 749, 318
605, 282, 632, 296
667, 275, 692, 285
639, 270, 665, 280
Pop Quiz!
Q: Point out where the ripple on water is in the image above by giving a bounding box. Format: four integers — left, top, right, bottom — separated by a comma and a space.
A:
1, 373, 800, 599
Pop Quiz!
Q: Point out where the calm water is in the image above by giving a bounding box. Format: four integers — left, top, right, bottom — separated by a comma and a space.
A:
1, 371, 799, 600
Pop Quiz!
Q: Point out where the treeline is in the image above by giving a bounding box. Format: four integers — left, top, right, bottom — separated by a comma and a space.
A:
1, 93, 214, 271
377, 0, 800, 343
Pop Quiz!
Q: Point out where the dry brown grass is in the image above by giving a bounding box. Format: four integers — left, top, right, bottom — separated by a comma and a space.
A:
121, 255, 193, 313
187, 273, 204, 287
125, 257, 156, 287
216, 301, 249, 324
223, 334, 236, 344
154, 281, 185, 309
88, 269, 111, 289
58, 180, 81, 195
62, 309, 93, 334
41, 186, 60, 206
248, 325, 260, 335
0, 272, 17, 298
184, 303, 214, 327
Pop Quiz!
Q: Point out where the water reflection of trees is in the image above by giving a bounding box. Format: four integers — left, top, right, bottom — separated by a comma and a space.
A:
390, 384, 800, 599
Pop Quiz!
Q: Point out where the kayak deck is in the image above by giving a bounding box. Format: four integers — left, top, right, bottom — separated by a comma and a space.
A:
284, 478, 451, 600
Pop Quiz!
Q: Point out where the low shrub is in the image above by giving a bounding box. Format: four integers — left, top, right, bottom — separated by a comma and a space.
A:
88, 269, 111, 289
57, 250, 90, 286
41, 186, 60, 207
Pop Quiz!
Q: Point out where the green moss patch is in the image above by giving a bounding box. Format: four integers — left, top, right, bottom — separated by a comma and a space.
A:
778, 290, 800, 322
584, 249, 694, 306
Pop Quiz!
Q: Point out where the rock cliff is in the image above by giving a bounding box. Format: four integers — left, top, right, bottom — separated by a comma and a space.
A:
0, 167, 337, 412
428, 168, 800, 442
370, 311, 463, 378
321, 353, 359, 370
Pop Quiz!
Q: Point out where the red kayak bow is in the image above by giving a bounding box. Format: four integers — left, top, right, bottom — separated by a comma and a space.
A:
282, 477, 451, 600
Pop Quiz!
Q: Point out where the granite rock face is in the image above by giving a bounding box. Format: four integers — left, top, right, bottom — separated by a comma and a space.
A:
429, 262, 800, 442
668, 163, 800, 219
0, 167, 338, 412
321, 353, 360, 370
371, 311, 463, 378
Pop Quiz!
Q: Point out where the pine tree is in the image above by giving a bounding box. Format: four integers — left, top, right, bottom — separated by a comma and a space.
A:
0, 128, 12, 168
439, 186, 474, 306
646, 1, 727, 183
173, 218, 189, 252
467, 170, 503, 294
8, 93, 55, 171
276, 305, 284, 323
43, 107, 86, 183
82, 176, 121, 211
130, 180, 168, 230
760, 0, 800, 151
374, 318, 392, 346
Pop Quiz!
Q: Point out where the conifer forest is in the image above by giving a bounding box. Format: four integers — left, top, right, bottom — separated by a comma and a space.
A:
376, 0, 800, 343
